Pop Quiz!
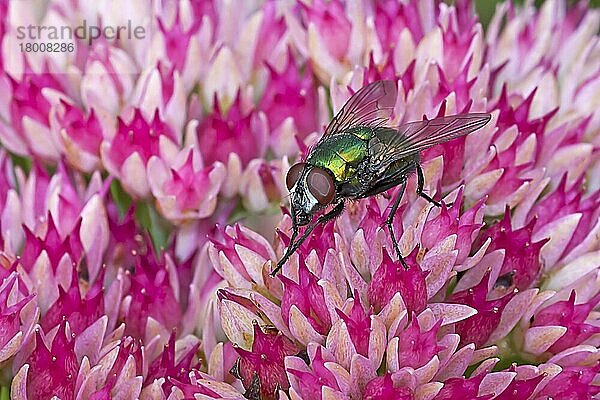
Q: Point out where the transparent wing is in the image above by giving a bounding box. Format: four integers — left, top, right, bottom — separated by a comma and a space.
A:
322, 80, 397, 138
370, 113, 492, 164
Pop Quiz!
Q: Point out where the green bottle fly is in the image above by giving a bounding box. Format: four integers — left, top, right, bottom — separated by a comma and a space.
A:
272, 80, 491, 275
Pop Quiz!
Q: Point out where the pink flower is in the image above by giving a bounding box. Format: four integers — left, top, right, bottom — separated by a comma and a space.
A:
374, 0, 428, 50
530, 291, 600, 354
280, 261, 332, 336
260, 51, 319, 153
420, 193, 484, 264
194, 94, 268, 167
53, 100, 104, 172
253, 1, 287, 70
133, 62, 187, 134
19, 321, 79, 400
40, 267, 103, 336
527, 173, 600, 261
276, 213, 337, 266
301, 0, 351, 61
239, 159, 288, 213
21, 213, 83, 274
155, 8, 202, 75
1, 66, 65, 159
148, 147, 226, 223
476, 209, 548, 291
2, 0, 600, 398
435, 374, 492, 400
101, 108, 179, 198
332, 290, 378, 359
121, 252, 182, 339
233, 322, 298, 399
392, 316, 443, 370
0, 274, 35, 365
493, 371, 543, 400
81, 42, 138, 115
451, 273, 515, 347
144, 331, 201, 395
363, 374, 412, 400
287, 347, 341, 398
367, 248, 428, 315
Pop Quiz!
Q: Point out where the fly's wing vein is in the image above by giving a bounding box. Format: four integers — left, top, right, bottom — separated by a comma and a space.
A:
322, 80, 397, 139
373, 113, 492, 163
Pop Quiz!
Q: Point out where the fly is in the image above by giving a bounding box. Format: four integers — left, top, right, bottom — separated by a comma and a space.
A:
272, 80, 491, 275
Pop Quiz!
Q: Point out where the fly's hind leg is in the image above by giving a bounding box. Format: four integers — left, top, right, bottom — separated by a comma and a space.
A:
416, 164, 447, 207
386, 181, 408, 270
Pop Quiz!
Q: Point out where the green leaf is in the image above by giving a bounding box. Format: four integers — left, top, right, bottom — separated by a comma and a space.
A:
9, 153, 32, 175
110, 180, 132, 218
135, 201, 171, 255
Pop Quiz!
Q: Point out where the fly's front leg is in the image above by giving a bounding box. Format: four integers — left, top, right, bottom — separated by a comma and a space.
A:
292, 201, 344, 255
386, 181, 408, 270
416, 164, 443, 207
272, 211, 300, 276
271, 202, 345, 276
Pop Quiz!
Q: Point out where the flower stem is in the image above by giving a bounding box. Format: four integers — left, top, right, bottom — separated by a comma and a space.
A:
0, 385, 9, 400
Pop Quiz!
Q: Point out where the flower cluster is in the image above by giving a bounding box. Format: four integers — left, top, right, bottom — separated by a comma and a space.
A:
0, 0, 599, 399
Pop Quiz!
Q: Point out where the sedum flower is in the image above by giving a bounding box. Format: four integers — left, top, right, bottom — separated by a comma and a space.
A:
280, 260, 333, 338
53, 99, 105, 173
133, 62, 188, 136
367, 248, 428, 315
260, 50, 319, 156
1, 0, 600, 399
204, 1, 600, 399
193, 93, 268, 168
101, 108, 180, 198
232, 321, 298, 400
362, 373, 412, 400
0, 273, 35, 367
13, 321, 81, 400
0, 64, 66, 160
239, 158, 288, 213
300, 0, 351, 61
451, 272, 515, 348
526, 290, 600, 356
142, 330, 201, 397
148, 147, 226, 224
80, 42, 139, 116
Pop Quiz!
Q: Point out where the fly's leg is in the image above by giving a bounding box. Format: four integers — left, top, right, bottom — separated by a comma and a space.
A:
386, 181, 408, 270
272, 209, 300, 276
416, 164, 444, 207
271, 202, 345, 276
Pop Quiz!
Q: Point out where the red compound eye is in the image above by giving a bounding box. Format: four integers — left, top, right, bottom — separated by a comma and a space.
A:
286, 163, 306, 190
307, 167, 335, 205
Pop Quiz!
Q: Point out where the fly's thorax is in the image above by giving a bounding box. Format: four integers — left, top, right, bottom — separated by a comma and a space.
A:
306, 131, 369, 183
344, 126, 374, 140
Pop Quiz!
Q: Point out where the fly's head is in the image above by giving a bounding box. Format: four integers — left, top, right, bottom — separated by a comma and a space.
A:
286, 162, 336, 226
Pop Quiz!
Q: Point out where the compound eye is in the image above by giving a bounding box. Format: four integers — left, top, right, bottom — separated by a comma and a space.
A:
286, 163, 306, 190
307, 168, 335, 205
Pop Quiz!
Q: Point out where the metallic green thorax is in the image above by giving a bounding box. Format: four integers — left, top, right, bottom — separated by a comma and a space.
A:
306, 127, 373, 183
